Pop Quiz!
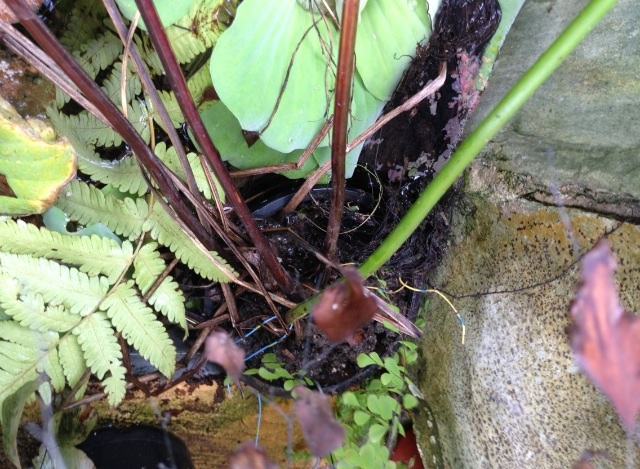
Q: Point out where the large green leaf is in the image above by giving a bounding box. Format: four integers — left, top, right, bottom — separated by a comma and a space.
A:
0, 98, 76, 216
114, 0, 195, 31
353, 0, 431, 101
210, 0, 342, 153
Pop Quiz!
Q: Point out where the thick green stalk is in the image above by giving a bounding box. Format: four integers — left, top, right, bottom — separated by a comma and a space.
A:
287, 0, 618, 323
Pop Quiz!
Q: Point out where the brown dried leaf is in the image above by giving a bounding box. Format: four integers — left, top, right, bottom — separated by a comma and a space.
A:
569, 240, 640, 433
293, 386, 345, 457
227, 442, 277, 469
205, 332, 245, 383
312, 266, 377, 343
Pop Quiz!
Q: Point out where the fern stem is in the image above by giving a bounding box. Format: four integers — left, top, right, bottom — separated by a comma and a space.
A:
324, 0, 360, 261
6, 0, 215, 248
102, 0, 204, 225
135, 0, 296, 295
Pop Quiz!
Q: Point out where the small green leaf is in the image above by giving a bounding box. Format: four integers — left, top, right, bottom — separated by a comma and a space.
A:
403, 394, 419, 409
258, 367, 279, 381
368, 423, 388, 444
378, 395, 400, 420
341, 391, 361, 408
354, 410, 371, 426
383, 357, 402, 377
382, 320, 400, 333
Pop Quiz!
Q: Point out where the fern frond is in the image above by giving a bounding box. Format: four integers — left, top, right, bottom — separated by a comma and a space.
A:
58, 334, 87, 391
101, 282, 176, 378
73, 312, 126, 406
155, 66, 212, 128
61, 104, 150, 148
100, 62, 143, 105
0, 288, 79, 333
59, 0, 109, 52
56, 180, 148, 240
145, 204, 236, 282
41, 347, 66, 392
73, 31, 123, 80
0, 219, 131, 284
0, 253, 109, 316
133, 243, 186, 331
156, 142, 222, 201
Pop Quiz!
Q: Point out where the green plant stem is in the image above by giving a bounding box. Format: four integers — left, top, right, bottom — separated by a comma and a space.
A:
135, 0, 295, 294
286, 0, 618, 323
325, 0, 360, 260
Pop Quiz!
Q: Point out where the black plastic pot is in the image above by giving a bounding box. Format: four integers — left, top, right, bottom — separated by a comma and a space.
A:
78, 424, 194, 469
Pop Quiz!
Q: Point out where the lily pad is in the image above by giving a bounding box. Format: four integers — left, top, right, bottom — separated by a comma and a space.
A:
211, 0, 343, 154
0, 98, 76, 216
114, 0, 195, 31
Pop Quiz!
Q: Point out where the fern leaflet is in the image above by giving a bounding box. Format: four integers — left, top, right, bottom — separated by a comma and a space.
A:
0, 252, 109, 316
145, 203, 237, 282
57, 334, 88, 392
133, 243, 187, 331
0, 219, 132, 284
56, 180, 148, 240
100, 281, 176, 378
73, 312, 126, 406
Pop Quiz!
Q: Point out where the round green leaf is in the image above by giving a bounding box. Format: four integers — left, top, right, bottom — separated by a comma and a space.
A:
367, 423, 388, 443
354, 410, 371, 426
403, 393, 419, 409
114, 0, 195, 31
210, 0, 342, 153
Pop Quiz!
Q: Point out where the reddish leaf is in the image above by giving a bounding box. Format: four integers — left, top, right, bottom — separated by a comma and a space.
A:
293, 386, 345, 457
228, 442, 277, 469
569, 240, 640, 433
204, 332, 245, 383
312, 266, 377, 343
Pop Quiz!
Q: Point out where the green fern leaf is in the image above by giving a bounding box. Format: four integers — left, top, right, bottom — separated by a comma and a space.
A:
73, 32, 124, 80
0, 289, 78, 333
155, 66, 213, 128
0, 253, 109, 316
0, 219, 132, 284
100, 281, 176, 378
62, 104, 150, 148
73, 312, 126, 405
58, 334, 88, 390
100, 62, 143, 105
41, 347, 66, 392
145, 204, 236, 282
133, 243, 186, 331
56, 180, 148, 240
59, 0, 108, 52
156, 142, 222, 201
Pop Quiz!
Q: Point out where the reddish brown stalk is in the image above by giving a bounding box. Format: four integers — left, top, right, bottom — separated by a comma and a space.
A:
135, 0, 295, 295
5, 0, 215, 248
324, 0, 359, 261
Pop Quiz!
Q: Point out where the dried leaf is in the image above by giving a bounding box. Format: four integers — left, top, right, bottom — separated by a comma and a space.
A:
312, 267, 377, 343
569, 240, 640, 433
227, 442, 277, 469
205, 332, 245, 382
293, 386, 345, 457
